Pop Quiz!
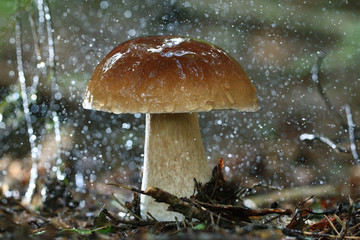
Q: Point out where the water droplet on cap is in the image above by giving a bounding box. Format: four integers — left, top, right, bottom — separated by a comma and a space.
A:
164, 104, 175, 112
224, 82, 230, 90
225, 92, 235, 104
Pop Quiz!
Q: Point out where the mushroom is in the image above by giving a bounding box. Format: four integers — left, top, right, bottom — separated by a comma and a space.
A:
83, 36, 258, 221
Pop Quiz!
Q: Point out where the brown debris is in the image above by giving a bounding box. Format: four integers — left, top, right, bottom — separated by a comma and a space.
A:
194, 158, 239, 205
286, 208, 312, 230
4, 159, 360, 239
135, 159, 293, 228
125, 192, 141, 218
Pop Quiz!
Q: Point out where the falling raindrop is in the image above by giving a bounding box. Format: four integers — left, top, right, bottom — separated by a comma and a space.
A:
2, 0, 360, 212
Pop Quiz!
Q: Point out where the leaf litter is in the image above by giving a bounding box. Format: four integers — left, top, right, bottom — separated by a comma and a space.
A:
2, 158, 360, 239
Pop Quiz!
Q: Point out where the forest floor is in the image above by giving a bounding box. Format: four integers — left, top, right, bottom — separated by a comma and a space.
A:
1, 160, 359, 240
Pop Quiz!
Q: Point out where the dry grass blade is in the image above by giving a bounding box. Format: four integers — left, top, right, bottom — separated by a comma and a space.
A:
333, 214, 345, 230
347, 222, 360, 234
324, 214, 340, 236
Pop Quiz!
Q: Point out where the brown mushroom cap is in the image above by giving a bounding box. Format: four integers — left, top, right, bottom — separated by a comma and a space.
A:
83, 36, 258, 114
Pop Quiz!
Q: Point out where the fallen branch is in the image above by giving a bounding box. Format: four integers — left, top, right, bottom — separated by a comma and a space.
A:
107, 182, 293, 229
106, 183, 215, 222
144, 186, 235, 225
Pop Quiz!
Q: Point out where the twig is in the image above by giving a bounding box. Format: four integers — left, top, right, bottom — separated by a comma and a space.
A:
339, 216, 350, 240
107, 182, 236, 225
300, 133, 349, 153
100, 208, 170, 227
324, 214, 340, 236
311, 51, 347, 128
191, 199, 292, 217
334, 214, 346, 231
145, 211, 158, 221
283, 228, 360, 239
9, 197, 48, 223
106, 182, 144, 193
237, 182, 283, 198
345, 105, 360, 164
181, 197, 237, 224
296, 195, 314, 209
145, 186, 233, 224
110, 193, 143, 221
347, 222, 360, 235
194, 178, 214, 204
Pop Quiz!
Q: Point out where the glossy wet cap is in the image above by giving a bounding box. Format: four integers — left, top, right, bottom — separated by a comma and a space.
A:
83, 36, 258, 114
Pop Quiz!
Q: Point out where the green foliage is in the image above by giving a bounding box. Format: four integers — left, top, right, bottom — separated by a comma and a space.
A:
0, 0, 31, 44
0, 0, 17, 22
0, 89, 24, 129
193, 223, 207, 230
183, 0, 360, 76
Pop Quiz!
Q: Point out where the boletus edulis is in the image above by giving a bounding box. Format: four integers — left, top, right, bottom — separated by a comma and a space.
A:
83, 36, 258, 221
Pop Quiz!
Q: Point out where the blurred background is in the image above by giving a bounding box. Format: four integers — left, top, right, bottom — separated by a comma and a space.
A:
0, 0, 359, 206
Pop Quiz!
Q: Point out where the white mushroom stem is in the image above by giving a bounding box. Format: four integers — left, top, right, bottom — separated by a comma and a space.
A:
141, 113, 212, 221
